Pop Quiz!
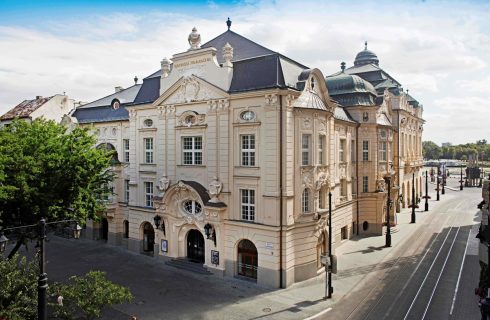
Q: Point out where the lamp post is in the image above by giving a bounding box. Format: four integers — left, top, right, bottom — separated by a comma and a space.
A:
441, 163, 446, 195
0, 218, 80, 320
385, 177, 391, 247
411, 172, 416, 223
423, 170, 430, 211
460, 165, 464, 191
327, 191, 333, 299
436, 168, 440, 201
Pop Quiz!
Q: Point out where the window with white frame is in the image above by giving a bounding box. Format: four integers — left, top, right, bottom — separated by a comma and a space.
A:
183, 136, 203, 165
123, 139, 130, 163
362, 176, 369, 193
241, 134, 256, 166
183, 200, 202, 215
351, 139, 356, 162
302, 134, 311, 165
340, 139, 346, 162
144, 181, 153, 207
144, 138, 153, 164
241, 189, 255, 221
379, 141, 387, 161
362, 140, 369, 161
318, 135, 325, 165
124, 179, 130, 203
302, 189, 310, 213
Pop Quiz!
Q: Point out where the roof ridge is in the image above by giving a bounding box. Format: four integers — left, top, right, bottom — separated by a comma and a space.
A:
202, 29, 276, 55
79, 84, 142, 109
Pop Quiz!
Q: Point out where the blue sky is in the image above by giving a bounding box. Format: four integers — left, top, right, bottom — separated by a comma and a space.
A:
0, 0, 489, 144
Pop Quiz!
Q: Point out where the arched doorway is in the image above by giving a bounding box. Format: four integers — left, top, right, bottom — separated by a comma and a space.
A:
187, 229, 204, 263
142, 222, 155, 253
101, 218, 108, 241
237, 239, 258, 280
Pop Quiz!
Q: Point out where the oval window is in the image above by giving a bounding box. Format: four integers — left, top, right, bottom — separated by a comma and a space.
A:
144, 119, 153, 127
111, 100, 120, 110
183, 200, 202, 215
240, 110, 255, 121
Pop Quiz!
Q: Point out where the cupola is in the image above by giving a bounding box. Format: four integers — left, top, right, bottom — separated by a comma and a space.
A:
354, 41, 379, 66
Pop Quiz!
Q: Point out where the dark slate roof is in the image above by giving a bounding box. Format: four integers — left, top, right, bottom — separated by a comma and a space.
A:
73, 105, 129, 124
133, 77, 161, 105
325, 72, 377, 107
334, 106, 356, 123
1, 96, 53, 120
202, 30, 276, 64
182, 180, 227, 208
406, 93, 420, 107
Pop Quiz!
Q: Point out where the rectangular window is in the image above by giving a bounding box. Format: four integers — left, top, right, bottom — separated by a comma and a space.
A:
123, 139, 130, 163
351, 139, 356, 162
339, 139, 346, 162
144, 138, 153, 164
318, 135, 325, 165
241, 134, 256, 166
302, 134, 311, 165
362, 140, 369, 161
183, 136, 203, 165
124, 179, 130, 203
144, 182, 153, 207
241, 189, 255, 221
379, 141, 387, 161
363, 176, 369, 193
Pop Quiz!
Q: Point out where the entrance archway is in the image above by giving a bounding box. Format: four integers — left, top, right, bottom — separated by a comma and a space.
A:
187, 229, 204, 263
142, 222, 155, 252
101, 218, 108, 241
237, 239, 258, 280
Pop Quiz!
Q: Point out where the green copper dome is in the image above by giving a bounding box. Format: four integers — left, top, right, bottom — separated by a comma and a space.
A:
354, 41, 379, 66
325, 65, 377, 106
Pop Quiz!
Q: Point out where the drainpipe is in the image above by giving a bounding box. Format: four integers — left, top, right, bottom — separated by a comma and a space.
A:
279, 94, 284, 288
356, 123, 360, 235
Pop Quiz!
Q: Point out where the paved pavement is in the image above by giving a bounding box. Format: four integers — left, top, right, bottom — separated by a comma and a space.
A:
14, 175, 484, 320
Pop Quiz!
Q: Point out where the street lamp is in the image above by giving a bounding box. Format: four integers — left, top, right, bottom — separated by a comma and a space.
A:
327, 191, 333, 298
409, 172, 417, 223
436, 169, 441, 201
203, 223, 217, 246
423, 170, 430, 211
441, 163, 446, 195
153, 215, 165, 236
0, 218, 80, 320
385, 177, 392, 247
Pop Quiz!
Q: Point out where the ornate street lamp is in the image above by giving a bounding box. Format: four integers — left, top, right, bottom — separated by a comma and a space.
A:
460, 165, 464, 191
153, 215, 165, 236
327, 191, 333, 298
385, 177, 392, 247
441, 163, 446, 195
203, 223, 216, 246
409, 172, 417, 223
423, 170, 430, 211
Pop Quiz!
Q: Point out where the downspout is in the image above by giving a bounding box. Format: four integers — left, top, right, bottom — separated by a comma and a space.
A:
356, 123, 360, 235
279, 94, 284, 288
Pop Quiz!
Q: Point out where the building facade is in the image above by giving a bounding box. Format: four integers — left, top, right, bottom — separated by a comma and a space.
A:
73, 24, 424, 288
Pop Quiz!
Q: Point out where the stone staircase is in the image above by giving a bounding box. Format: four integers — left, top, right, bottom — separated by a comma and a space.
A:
165, 258, 212, 275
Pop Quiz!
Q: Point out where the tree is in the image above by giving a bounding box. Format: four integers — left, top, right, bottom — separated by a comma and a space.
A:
0, 255, 39, 320
50, 271, 133, 320
422, 141, 441, 160
0, 119, 114, 257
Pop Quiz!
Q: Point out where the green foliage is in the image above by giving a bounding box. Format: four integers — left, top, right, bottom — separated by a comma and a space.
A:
422, 141, 441, 160
423, 139, 490, 161
0, 118, 113, 230
0, 255, 39, 320
50, 271, 133, 320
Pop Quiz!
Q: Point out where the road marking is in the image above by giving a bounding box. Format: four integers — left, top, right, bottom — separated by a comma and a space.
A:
403, 226, 454, 320
421, 227, 460, 319
303, 307, 332, 320
449, 226, 471, 315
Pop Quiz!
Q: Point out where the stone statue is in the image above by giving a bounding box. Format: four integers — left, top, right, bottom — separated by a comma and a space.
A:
208, 177, 222, 203
376, 179, 386, 192
222, 42, 233, 67
161, 57, 172, 78
188, 27, 201, 50
157, 176, 170, 197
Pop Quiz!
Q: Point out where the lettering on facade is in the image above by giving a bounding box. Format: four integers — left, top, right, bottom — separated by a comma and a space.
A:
174, 58, 212, 69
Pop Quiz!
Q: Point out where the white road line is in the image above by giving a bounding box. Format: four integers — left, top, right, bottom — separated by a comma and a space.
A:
449, 226, 472, 315
421, 227, 460, 320
303, 307, 332, 320
403, 227, 454, 320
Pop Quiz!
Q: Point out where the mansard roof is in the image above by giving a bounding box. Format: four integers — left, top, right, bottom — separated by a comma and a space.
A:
1, 96, 54, 120
325, 72, 377, 107
78, 84, 141, 109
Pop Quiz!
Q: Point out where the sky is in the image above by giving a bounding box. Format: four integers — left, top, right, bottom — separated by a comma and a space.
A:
0, 0, 489, 145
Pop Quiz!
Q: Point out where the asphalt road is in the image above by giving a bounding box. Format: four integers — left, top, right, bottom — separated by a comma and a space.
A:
326, 178, 482, 320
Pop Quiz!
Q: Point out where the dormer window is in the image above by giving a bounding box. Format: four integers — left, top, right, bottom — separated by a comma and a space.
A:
111, 99, 120, 110
183, 200, 202, 215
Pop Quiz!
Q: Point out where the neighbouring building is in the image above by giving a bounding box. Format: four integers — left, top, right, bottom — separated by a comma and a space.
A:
0, 94, 77, 128
72, 22, 424, 288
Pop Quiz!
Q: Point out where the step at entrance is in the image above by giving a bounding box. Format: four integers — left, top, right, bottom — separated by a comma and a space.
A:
165, 258, 212, 275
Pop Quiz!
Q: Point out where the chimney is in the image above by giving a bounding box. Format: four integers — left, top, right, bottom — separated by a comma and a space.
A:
36, 95, 43, 99
115, 86, 124, 93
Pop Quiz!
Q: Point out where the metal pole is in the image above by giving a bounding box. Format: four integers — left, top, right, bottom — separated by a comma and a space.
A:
460, 165, 464, 191
328, 191, 333, 298
386, 178, 391, 247
442, 164, 445, 195
436, 171, 440, 201
424, 170, 429, 211
411, 173, 416, 223
38, 218, 47, 320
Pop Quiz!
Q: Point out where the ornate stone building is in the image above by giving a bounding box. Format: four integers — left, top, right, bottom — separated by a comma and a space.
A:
72, 24, 424, 288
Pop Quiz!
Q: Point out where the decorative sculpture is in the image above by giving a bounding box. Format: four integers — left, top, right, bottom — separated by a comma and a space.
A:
188, 27, 201, 50
157, 176, 170, 197
208, 177, 223, 203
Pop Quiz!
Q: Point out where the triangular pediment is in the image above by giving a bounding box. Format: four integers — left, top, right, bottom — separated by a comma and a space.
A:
153, 75, 229, 106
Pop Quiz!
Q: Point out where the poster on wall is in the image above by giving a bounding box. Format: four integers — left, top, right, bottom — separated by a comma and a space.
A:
161, 239, 168, 253
211, 250, 219, 265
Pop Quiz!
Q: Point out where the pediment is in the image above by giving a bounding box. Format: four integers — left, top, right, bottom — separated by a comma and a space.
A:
153, 75, 229, 106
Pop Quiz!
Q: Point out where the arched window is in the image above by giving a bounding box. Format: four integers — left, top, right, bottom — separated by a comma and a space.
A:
183, 200, 202, 215
302, 189, 310, 213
